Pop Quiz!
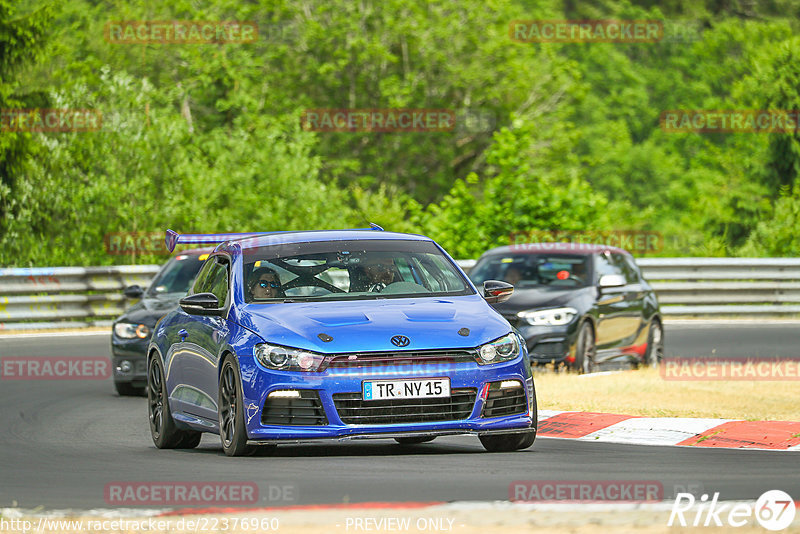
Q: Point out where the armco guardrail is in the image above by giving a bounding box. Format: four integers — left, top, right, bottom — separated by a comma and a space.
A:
636, 257, 800, 315
1, 258, 798, 330
0, 266, 160, 330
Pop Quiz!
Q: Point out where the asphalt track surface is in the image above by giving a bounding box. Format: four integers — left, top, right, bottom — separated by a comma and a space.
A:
1, 323, 798, 510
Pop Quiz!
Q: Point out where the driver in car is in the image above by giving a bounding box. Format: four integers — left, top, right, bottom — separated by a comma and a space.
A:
359, 256, 398, 292
249, 267, 284, 299
504, 265, 524, 286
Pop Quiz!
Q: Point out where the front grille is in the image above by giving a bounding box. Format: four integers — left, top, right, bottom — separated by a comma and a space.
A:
261, 390, 328, 426
324, 350, 477, 370
482, 382, 527, 418
332, 388, 477, 425
530, 340, 567, 359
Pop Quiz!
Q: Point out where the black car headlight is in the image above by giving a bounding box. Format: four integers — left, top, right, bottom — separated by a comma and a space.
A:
113, 322, 151, 339
476, 333, 520, 365
517, 307, 578, 326
254, 343, 325, 372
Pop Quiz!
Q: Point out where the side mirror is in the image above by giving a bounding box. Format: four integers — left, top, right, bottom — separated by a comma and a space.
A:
598, 274, 626, 291
179, 293, 224, 316
483, 280, 514, 304
123, 285, 144, 298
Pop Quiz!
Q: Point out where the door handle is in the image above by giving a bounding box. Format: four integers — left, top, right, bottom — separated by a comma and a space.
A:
178, 329, 188, 341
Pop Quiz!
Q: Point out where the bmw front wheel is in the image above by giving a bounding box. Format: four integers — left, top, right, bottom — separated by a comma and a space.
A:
645, 319, 664, 368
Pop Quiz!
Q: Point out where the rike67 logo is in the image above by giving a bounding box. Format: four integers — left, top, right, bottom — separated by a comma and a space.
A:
669, 490, 796, 531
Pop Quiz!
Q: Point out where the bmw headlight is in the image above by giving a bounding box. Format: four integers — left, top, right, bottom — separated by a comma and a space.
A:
114, 322, 150, 339
517, 307, 578, 326
475, 333, 520, 365
254, 343, 325, 372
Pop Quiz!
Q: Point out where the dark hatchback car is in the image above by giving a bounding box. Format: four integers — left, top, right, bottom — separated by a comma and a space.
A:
112, 249, 211, 395
469, 243, 663, 373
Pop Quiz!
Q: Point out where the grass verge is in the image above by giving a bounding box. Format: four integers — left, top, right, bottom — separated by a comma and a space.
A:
535, 367, 800, 420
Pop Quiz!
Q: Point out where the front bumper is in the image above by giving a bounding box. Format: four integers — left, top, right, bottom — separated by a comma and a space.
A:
246, 426, 533, 445
513, 321, 580, 365
111, 335, 150, 385
239, 356, 534, 441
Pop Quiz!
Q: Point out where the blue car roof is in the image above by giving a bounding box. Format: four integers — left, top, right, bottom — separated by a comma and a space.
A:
232, 230, 433, 251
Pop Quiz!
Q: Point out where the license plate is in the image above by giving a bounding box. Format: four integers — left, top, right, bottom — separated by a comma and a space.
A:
362, 378, 450, 401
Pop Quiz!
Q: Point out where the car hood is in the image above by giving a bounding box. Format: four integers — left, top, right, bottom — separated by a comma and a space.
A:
236, 295, 511, 353
491, 286, 594, 315
116, 294, 184, 326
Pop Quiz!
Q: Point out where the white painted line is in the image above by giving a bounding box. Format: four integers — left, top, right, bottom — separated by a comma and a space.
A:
537, 410, 565, 421
665, 319, 800, 327
0, 331, 110, 339
579, 417, 733, 447
578, 370, 627, 378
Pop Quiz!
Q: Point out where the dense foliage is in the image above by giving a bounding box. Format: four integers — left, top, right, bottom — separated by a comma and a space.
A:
3, 0, 800, 265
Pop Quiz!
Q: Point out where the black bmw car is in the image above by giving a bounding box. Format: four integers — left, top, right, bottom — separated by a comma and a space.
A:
469, 243, 663, 373
111, 249, 211, 395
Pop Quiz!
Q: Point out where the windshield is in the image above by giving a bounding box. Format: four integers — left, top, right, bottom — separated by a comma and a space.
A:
147, 253, 207, 296
469, 253, 591, 289
242, 239, 473, 303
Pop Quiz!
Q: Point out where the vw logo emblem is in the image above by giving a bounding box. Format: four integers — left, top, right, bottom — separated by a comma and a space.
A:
391, 335, 410, 347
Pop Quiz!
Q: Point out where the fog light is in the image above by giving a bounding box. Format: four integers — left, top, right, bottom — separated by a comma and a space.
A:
117, 360, 132, 374
499, 380, 522, 389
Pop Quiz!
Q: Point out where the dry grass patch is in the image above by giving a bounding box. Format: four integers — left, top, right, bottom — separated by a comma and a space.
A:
534, 367, 800, 420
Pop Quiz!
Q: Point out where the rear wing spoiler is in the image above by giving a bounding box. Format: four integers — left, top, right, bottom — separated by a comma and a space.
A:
165, 224, 385, 252
165, 229, 269, 252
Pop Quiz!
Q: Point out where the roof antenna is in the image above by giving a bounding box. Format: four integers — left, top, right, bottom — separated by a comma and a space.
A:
369, 223, 384, 231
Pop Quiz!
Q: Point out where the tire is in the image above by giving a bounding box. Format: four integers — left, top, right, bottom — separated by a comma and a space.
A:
115, 381, 145, 397
218, 355, 256, 457
394, 436, 436, 445
645, 318, 664, 368
148, 354, 201, 449
572, 321, 597, 374
479, 382, 537, 453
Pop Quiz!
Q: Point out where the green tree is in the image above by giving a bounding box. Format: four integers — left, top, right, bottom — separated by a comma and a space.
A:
0, 1, 53, 245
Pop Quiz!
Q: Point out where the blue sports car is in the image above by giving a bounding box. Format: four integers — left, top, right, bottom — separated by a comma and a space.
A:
148, 227, 537, 456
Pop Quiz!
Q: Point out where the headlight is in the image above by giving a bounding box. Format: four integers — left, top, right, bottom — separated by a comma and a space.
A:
517, 307, 578, 326
475, 333, 520, 365
254, 343, 325, 372
114, 322, 150, 339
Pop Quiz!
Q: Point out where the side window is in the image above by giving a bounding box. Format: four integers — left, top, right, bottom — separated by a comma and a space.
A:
594, 252, 624, 282
205, 258, 229, 305
192, 258, 216, 294
616, 254, 641, 284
